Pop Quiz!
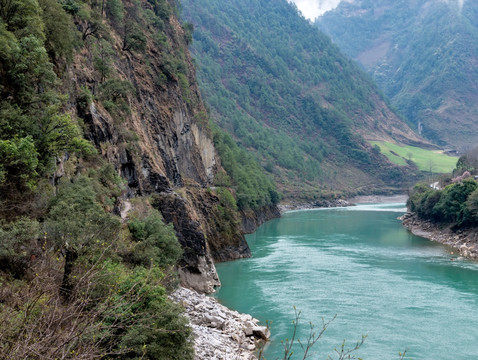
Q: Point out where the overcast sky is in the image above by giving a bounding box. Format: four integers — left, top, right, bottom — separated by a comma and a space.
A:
289, 0, 343, 20
291, 0, 467, 20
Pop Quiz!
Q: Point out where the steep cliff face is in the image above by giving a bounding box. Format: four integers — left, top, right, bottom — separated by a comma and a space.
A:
67, 0, 262, 292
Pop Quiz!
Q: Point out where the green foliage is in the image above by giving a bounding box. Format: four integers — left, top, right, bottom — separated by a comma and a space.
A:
123, 19, 147, 53
0, 247, 193, 359
0, 136, 39, 189
38, 0, 75, 61
76, 85, 93, 115
212, 187, 241, 242
454, 147, 478, 175
177, 72, 190, 99
0, 171, 193, 358
147, 0, 173, 20
466, 189, 478, 221
212, 125, 279, 210
97, 78, 136, 117
408, 178, 478, 226
127, 209, 183, 268
0, 217, 40, 276
98, 263, 194, 360
433, 178, 477, 224
0, 0, 45, 40
181, 0, 403, 193
106, 0, 124, 22
93, 38, 114, 82
0, 2, 195, 358
182, 21, 194, 44
9, 34, 57, 104
371, 141, 458, 173
317, 0, 478, 149
60, 0, 81, 15
0, 1, 95, 202
45, 176, 121, 255
36, 107, 96, 163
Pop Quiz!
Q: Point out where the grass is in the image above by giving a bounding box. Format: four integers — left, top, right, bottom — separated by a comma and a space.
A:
370, 141, 458, 173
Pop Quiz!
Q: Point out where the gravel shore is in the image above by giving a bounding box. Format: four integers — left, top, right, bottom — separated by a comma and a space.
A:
401, 212, 478, 259
170, 287, 269, 360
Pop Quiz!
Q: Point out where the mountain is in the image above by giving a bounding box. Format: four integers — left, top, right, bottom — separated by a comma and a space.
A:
181, 0, 425, 199
316, 0, 478, 151
0, 0, 280, 357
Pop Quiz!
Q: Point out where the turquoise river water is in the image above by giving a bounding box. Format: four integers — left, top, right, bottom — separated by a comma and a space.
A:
214, 203, 478, 359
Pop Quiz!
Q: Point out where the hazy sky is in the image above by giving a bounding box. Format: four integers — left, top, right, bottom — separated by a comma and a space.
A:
289, 0, 342, 20
291, 0, 467, 20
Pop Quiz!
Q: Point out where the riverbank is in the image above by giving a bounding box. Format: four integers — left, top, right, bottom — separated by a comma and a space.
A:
278, 199, 352, 213
170, 287, 269, 360
278, 194, 409, 213
401, 212, 478, 259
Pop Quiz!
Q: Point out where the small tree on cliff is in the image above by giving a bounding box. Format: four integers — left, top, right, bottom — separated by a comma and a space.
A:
45, 176, 121, 298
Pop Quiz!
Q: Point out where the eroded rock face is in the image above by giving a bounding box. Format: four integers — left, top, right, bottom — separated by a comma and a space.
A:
68, 2, 260, 293
152, 191, 220, 293
241, 205, 281, 234
170, 287, 269, 360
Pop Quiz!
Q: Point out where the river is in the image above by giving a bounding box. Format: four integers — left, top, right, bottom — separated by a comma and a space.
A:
214, 203, 478, 359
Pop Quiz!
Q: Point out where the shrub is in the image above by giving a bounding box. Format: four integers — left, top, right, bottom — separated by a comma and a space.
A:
0, 136, 39, 190
0, 217, 40, 277
123, 20, 147, 53
127, 209, 182, 268
106, 0, 124, 22
45, 176, 121, 296
98, 263, 194, 360
97, 79, 135, 117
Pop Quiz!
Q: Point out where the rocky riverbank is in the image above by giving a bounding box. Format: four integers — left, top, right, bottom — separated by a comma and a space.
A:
401, 212, 478, 259
278, 199, 352, 213
170, 287, 270, 360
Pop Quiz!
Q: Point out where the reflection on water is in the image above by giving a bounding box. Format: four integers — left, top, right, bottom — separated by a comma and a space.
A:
214, 204, 478, 360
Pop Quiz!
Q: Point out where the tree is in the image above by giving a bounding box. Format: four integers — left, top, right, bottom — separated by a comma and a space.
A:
105, 0, 124, 22
127, 209, 183, 268
0, 136, 39, 190
123, 19, 147, 53
45, 176, 121, 298
38, 0, 75, 61
93, 39, 114, 82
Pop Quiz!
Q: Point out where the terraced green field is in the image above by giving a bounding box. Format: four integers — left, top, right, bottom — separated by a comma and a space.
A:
370, 141, 458, 173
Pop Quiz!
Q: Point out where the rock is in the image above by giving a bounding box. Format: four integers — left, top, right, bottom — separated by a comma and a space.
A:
402, 213, 478, 260
244, 326, 254, 337
252, 326, 271, 341
231, 333, 242, 343
170, 287, 265, 360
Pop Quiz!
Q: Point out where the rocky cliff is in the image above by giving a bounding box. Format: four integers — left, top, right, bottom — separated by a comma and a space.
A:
67, 0, 274, 293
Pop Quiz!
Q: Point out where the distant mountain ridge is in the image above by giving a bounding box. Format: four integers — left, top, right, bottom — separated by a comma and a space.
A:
317, 0, 478, 151
181, 0, 425, 198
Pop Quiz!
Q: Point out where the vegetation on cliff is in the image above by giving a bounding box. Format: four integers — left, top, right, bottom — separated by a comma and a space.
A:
0, 0, 220, 357
0, 167, 194, 359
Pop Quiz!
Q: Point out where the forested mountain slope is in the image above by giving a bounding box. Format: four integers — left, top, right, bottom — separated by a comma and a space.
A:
181, 0, 426, 198
317, 0, 478, 151
0, 0, 279, 357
